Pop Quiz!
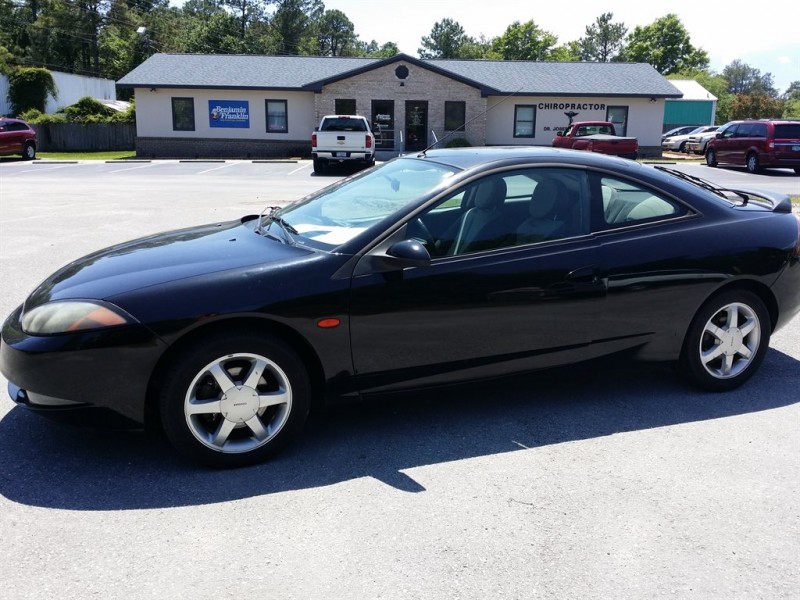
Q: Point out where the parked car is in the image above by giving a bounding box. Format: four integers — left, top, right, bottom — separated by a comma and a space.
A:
662, 125, 718, 153
3, 147, 800, 467
552, 121, 638, 159
311, 114, 375, 174
706, 119, 800, 174
0, 118, 37, 159
661, 125, 699, 141
685, 123, 734, 156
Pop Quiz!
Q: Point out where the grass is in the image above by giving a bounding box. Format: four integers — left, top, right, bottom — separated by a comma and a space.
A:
36, 151, 137, 161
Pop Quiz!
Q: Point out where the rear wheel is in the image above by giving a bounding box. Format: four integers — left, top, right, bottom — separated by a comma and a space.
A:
746, 152, 760, 174
23, 142, 36, 160
313, 158, 325, 175
705, 148, 717, 167
159, 331, 311, 467
680, 290, 770, 392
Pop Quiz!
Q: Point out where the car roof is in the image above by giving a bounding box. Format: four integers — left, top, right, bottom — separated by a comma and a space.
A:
403, 145, 636, 171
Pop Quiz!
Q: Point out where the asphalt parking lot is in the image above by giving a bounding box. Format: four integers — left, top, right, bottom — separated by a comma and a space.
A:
0, 158, 799, 599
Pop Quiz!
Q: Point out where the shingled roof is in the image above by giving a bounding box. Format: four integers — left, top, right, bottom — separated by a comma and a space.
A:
117, 53, 683, 98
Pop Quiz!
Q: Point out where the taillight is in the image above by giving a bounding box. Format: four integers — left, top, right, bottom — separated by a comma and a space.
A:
366, 135, 372, 149
311, 133, 317, 148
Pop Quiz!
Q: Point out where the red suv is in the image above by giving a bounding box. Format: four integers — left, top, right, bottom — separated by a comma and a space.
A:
705, 119, 800, 174
0, 118, 37, 160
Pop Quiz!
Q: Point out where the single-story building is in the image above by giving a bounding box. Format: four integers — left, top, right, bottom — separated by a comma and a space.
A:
116, 53, 683, 159
662, 79, 717, 132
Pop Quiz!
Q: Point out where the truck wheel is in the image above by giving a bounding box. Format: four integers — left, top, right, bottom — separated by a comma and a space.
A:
313, 158, 325, 175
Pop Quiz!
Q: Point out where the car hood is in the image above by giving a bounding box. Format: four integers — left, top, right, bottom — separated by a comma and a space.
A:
25, 218, 316, 307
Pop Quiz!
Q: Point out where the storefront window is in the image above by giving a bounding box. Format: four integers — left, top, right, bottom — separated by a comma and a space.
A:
445, 101, 466, 131
171, 97, 195, 131
335, 99, 356, 115
514, 105, 536, 138
266, 100, 288, 133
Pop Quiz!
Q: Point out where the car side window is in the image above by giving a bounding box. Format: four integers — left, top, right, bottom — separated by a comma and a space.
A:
721, 125, 738, 139
751, 123, 767, 138
417, 168, 590, 258
598, 176, 685, 227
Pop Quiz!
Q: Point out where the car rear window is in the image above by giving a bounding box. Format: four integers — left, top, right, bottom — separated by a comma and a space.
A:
774, 124, 800, 138
321, 118, 367, 132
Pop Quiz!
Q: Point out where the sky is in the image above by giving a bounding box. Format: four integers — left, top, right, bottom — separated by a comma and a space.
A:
315, 0, 800, 94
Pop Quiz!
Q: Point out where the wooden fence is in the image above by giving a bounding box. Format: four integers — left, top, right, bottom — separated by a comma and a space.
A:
31, 123, 136, 152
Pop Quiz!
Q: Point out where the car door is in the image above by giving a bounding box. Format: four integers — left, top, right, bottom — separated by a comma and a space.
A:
714, 123, 740, 162
590, 173, 710, 357
348, 167, 605, 393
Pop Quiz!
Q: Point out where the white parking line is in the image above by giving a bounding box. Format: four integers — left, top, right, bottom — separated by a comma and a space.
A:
108, 163, 153, 174
289, 162, 311, 175
197, 163, 237, 175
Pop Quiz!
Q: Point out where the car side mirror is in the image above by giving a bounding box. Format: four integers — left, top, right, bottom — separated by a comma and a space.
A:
313, 126, 319, 132
385, 239, 431, 268
556, 131, 564, 136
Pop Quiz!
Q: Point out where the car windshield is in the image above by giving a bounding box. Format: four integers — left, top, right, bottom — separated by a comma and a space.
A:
266, 159, 459, 250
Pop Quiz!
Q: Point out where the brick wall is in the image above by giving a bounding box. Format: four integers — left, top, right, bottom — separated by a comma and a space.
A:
317, 61, 487, 149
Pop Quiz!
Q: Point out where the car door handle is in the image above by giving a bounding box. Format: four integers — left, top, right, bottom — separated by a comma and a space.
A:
566, 266, 599, 283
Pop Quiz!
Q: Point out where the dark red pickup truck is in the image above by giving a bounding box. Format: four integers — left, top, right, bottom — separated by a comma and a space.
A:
552, 121, 638, 159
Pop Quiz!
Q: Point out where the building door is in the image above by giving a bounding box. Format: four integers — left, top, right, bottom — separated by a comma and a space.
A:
405, 100, 428, 152
371, 100, 395, 150
606, 106, 629, 136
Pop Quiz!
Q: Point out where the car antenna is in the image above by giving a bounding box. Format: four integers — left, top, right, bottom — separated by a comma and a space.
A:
417, 84, 526, 158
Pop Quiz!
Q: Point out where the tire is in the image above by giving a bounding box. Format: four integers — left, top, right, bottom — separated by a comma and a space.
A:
680, 290, 770, 392
312, 158, 325, 175
23, 142, 36, 160
705, 148, 717, 167
794, 168, 800, 175
746, 152, 760, 174
678, 141, 687, 153
158, 331, 311, 467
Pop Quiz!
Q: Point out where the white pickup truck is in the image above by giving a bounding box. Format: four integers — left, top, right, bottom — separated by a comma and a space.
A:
311, 115, 375, 174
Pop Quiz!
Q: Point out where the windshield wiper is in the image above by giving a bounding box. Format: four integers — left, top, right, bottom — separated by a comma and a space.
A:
655, 165, 749, 205
258, 206, 298, 245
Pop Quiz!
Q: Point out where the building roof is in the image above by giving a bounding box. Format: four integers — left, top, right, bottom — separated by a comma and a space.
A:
117, 54, 380, 90
666, 79, 718, 101
117, 53, 683, 98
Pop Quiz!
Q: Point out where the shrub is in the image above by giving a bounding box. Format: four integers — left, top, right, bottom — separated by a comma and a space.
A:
444, 137, 472, 148
7, 67, 58, 115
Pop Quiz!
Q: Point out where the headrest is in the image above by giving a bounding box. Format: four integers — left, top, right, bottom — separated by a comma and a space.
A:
473, 178, 507, 210
528, 179, 567, 218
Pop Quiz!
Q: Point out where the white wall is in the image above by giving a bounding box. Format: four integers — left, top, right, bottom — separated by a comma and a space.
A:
0, 71, 116, 116
485, 96, 665, 148
134, 88, 315, 140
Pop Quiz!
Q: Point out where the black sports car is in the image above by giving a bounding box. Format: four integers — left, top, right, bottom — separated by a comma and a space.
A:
2, 148, 799, 467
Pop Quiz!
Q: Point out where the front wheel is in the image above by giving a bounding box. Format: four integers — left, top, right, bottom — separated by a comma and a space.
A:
705, 148, 718, 167
159, 331, 311, 467
680, 290, 770, 392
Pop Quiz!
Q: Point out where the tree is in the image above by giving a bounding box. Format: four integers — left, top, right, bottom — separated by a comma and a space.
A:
222, 0, 270, 40
729, 94, 785, 119
549, 40, 581, 62
578, 12, 626, 62
271, 0, 323, 55
722, 59, 778, 97
620, 14, 708, 75
492, 20, 557, 61
358, 40, 399, 58
418, 18, 470, 59
314, 9, 356, 56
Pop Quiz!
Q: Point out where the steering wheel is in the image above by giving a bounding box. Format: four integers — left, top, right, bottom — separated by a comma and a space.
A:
408, 218, 435, 247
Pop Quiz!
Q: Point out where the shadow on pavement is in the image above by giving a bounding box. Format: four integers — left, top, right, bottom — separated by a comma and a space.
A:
1, 348, 798, 510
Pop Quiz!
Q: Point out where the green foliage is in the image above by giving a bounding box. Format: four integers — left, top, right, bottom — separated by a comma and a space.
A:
418, 19, 471, 59
444, 137, 471, 148
722, 59, 778, 97
578, 13, 627, 62
729, 94, 785, 119
20, 97, 135, 124
492, 20, 558, 61
620, 14, 708, 75
7, 66, 58, 115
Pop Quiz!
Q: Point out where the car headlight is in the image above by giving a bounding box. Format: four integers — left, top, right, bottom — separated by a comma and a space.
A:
21, 300, 138, 335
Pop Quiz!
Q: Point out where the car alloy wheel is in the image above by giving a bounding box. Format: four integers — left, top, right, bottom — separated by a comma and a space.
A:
159, 331, 311, 467
746, 153, 760, 174
681, 290, 769, 391
23, 142, 36, 160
